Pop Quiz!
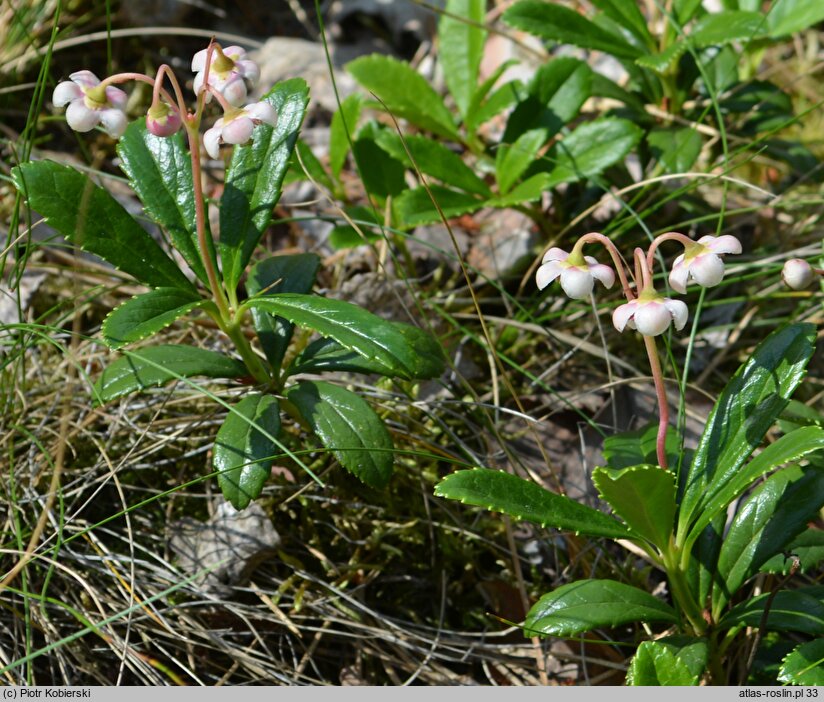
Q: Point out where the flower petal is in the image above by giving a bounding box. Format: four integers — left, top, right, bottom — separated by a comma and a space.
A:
221, 115, 254, 145
105, 85, 128, 109
535, 260, 563, 290
664, 298, 689, 331
699, 234, 741, 255
612, 301, 636, 333
689, 253, 725, 287
192, 48, 208, 72
222, 45, 247, 60
99, 108, 127, 138
69, 70, 100, 88
236, 59, 260, 86
245, 101, 276, 125
221, 75, 248, 106
203, 124, 223, 159
560, 266, 594, 299
668, 254, 689, 294
65, 100, 99, 132
633, 301, 672, 336
542, 247, 568, 264
586, 259, 615, 289
53, 81, 83, 106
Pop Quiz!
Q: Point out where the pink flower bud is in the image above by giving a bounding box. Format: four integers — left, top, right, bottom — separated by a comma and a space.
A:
782, 259, 816, 290
146, 102, 182, 137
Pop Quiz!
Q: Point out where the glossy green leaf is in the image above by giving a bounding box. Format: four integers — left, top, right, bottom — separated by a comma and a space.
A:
12, 161, 194, 292
722, 589, 824, 636
768, 0, 824, 37
713, 465, 824, 617
117, 121, 210, 285
688, 426, 824, 545
544, 117, 643, 188
601, 423, 680, 470
648, 128, 703, 174
525, 580, 677, 637
589, 0, 653, 49
220, 78, 309, 291
246, 253, 320, 370
295, 139, 335, 193
626, 641, 700, 686
496, 129, 546, 194
93, 345, 247, 404
102, 288, 205, 349
394, 185, 485, 228
243, 293, 421, 379
779, 639, 824, 685
329, 94, 363, 179
761, 528, 824, 576
287, 380, 393, 488
435, 469, 630, 539
375, 131, 491, 196
687, 514, 725, 610
214, 394, 281, 510
592, 465, 676, 550
635, 41, 688, 75
347, 54, 458, 139
690, 10, 767, 46
722, 81, 794, 135
440, 0, 487, 118
353, 134, 407, 198
678, 323, 816, 537
503, 0, 642, 59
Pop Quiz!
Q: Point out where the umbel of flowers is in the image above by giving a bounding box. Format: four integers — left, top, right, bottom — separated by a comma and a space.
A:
536, 231, 742, 469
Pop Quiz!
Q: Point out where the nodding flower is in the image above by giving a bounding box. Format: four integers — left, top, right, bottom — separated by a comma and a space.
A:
536, 247, 615, 300
668, 235, 742, 294
52, 70, 128, 138
203, 102, 277, 159
192, 44, 260, 107
613, 290, 688, 337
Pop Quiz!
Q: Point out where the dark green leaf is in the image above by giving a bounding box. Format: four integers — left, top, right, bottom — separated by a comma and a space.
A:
353, 134, 407, 198
779, 639, 824, 685
496, 129, 546, 194
246, 253, 320, 370
589, 0, 654, 49
12, 161, 194, 292
674, 0, 703, 23
93, 345, 247, 404
525, 579, 677, 637
466, 80, 523, 131
220, 78, 309, 291
503, 0, 643, 59
722, 589, 824, 636
117, 121, 210, 285
722, 81, 794, 135
295, 139, 334, 192
602, 423, 681, 470
768, 0, 824, 37
243, 293, 422, 379
435, 469, 630, 539
214, 394, 281, 510
648, 128, 703, 174
102, 288, 205, 349
394, 185, 485, 228
440, 0, 487, 118
465, 61, 518, 130
678, 323, 816, 538
347, 54, 458, 139
761, 529, 824, 576
592, 465, 676, 550
486, 174, 550, 206
626, 641, 700, 686
287, 380, 393, 488
330, 94, 364, 179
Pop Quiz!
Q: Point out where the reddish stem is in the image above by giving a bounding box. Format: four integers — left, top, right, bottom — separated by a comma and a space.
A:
644, 334, 669, 470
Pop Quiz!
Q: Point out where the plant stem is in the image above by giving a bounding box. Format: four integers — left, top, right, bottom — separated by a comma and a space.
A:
643, 334, 669, 470
225, 322, 270, 384
663, 542, 707, 636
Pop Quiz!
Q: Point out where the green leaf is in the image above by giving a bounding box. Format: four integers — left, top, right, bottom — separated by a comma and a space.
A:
117, 121, 210, 285
589, 0, 654, 49
768, 0, 824, 37
12, 161, 194, 292
674, 0, 703, 23
289, 322, 445, 380
722, 589, 824, 636
779, 639, 824, 685
434, 469, 630, 539
295, 139, 335, 193
761, 529, 824, 576
626, 641, 700, 686
246, 253, 320, 370
486, 174, 550, 206
330, 94, 364, 179
219, 78, 309, 291
713, 465, 824, 617
678, 323, 816, 537
466, 80, 523, 131
375, 131, 491, 196
440, 0, 487, 118
243, 293, 422, 380
503, 0, 642, 59
635, 41, 689, 75
496, 129, 547, 194
690, 10, 767, 47
328, 206, 382, 250
544, 117, 643, 188
688, 425, 824, 546
648, 128, 703, 174
601, 423, 681, 470
214, 394, 281, 510
465, 61, 518, 130
347, 54, 458, 139
353, 131, 407, 198
102, 288, 205, 349
287, 380, 393, 488
394, 185, 485, 228
93, 345, 247, 404
525, 579, 677, 637
592, 465, 676, 550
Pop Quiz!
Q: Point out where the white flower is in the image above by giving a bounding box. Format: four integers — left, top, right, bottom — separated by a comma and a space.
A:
613, 294, 688, 337
536, 247, 615, 300
52, 70, 127, 138
192, 44, 260, 107
782, 258, 815, 290
669, 235, 741, 293
203, 102, 277, 159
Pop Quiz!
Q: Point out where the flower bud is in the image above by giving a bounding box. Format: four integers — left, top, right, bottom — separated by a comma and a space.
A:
146, 102, 182, 137
782, 259, 815, 290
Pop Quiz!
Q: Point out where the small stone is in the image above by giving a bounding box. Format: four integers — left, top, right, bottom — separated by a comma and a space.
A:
466, 209, 539, 280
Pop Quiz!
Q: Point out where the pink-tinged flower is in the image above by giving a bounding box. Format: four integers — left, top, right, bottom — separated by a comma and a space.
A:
146, 101, 182, 137
613, 293, 688, 337
203, 102, 277, 159
669, 235, 742, 293
192, 44, 260, 107
536, 247, 615, 300
52, 70, 128, 138
782, 258, 815, 290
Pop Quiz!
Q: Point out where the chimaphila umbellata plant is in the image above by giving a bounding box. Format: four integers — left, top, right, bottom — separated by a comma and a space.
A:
437, 232, 824, 685
12, 41, 444, 510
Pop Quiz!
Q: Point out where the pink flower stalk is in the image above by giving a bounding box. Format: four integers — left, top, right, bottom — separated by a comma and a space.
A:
52, 70, 128, 138
536, 247, 615, 300
146, 101, 182, 137
203, 102, 277, 159
782, 259, 816, 290
613, 293, 688, 337
192, 44, 260, 107
668, 235, 742, 294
